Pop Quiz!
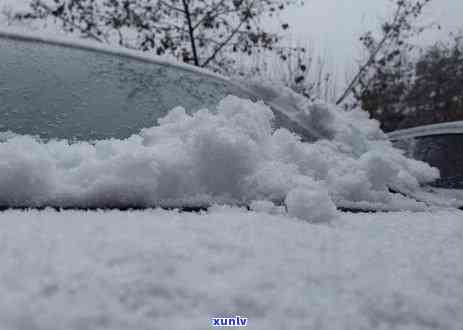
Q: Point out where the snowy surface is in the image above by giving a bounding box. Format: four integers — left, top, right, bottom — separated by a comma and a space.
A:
415, 188, 463, 208
0, 27, 231, 83
432, 188, 463, 203
0, 208, 462, 330
0, 95, 439, 220
388, 120, 463, 140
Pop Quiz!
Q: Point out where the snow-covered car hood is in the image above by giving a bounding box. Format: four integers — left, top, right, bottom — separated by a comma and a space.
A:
1, 207, 462, 330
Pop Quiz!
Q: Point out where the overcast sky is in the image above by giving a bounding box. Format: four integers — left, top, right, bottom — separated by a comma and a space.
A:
283, 0, 463, 70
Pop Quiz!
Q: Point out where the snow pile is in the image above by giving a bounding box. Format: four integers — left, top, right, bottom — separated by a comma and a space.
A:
285, 188, 337, 223
0, 95, 439, 220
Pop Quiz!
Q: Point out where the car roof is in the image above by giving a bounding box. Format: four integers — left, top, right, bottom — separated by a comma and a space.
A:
387, 121, 463, 140
0, 28, 231, 84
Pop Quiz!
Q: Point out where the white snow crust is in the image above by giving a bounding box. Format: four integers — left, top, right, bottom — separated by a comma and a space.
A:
388, 120, 463, 140
0, 95, 439, 221
0, 208, 462, 330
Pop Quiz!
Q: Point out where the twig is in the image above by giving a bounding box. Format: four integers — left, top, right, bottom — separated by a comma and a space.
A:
35, 0, 107, 43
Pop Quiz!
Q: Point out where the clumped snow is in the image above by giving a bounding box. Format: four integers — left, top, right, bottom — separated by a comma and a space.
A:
0, 95, 439, 221
285, 187, 337, 223
0, 208, 462, 330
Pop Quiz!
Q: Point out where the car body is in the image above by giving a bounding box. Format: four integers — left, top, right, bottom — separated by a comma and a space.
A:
388, 121, 463, 188
388, 122, 463, 208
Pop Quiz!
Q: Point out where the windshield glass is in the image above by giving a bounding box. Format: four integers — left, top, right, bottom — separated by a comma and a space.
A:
0, 36, 248, 140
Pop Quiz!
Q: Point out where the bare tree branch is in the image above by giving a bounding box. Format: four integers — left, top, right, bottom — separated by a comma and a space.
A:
182, 0, 200, 66
336, 2, 405, 105
35, 0, 107, 43
200, 20, 245, 67
159, 0, 185, 14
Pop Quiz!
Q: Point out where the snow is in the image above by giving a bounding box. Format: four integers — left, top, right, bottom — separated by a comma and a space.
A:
0, 208, 462, 330
410, 187, 463, 209
0, 28, 231, 84
387, 120, 463, 140
0, 94, 440, 219
249, 200, 285, 215
285, 187, 337, 223
432, 188, 463, 205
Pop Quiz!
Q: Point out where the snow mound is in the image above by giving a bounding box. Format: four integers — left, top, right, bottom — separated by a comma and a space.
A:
0, 95, 439, 219
285, 187, 337, 223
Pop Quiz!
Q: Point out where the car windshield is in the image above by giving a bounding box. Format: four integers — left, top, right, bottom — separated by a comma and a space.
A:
0, 35, 250, 140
